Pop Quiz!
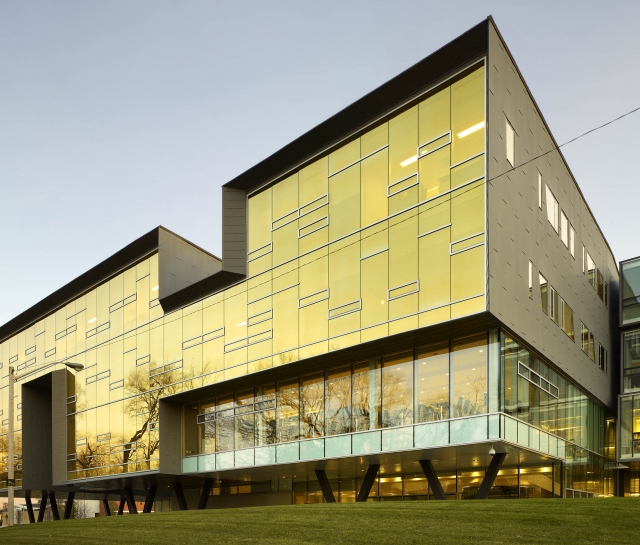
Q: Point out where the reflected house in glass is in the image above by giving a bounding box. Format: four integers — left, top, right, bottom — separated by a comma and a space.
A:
0, 17, 622, 512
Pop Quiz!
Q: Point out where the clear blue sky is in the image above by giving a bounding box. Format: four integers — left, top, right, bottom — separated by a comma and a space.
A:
1, 1, 639, 326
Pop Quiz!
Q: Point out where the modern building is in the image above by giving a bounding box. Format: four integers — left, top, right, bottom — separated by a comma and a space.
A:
617, 257, 640, 494
0, 17, 621, 515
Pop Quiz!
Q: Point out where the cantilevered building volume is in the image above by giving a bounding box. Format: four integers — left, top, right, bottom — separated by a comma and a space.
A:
0, 17, 621, 513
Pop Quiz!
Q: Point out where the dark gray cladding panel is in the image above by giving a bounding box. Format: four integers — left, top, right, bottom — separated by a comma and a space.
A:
51, 370, 69, 486
159, 398, 182, 476
223, 19, 489, 195
158, 227, 222, 301
21, 374, 53, 491
221, 187, 247, 276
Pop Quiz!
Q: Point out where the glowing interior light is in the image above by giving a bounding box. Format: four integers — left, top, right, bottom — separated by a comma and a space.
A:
88, 317, 96, 324
400, 155, 418, 167
237, 321, 247, 327
457, 121, 485, 138
152, 285, 159, 291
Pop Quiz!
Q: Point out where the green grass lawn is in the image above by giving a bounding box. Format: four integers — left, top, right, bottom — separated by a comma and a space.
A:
2, 498, 637, 544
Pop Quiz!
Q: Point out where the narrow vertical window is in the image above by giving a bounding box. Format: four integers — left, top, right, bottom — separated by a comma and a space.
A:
569, 225, 575, 257
528, 261, 533, 299
560, 212, 568, 247
597, 270, 604, 301
604, 282, 608, 307
549, 287, 559, 324
545, 185, 558, 232
537, 172, 542, 209
506, 119, 515, 167
539, 273, 548, 314
582, 245, 585, 273
589, 332, 595, 362
587, 253, 596, 288
580, 322, 588, 353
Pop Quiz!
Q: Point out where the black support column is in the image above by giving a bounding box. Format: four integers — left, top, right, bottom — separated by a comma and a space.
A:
124, 487, 138, 514
476, 453, 506, 499
174, 482, 189, 511
49, 492, 60, 520
143, 485, 157, 513
117, 497, 126, 515
419, 459, 447, 500
314, 469, 336, 503
37, 491, 48, 522
198, 479, 214, 510
25, 493, 35, 524
356, 464, 380, 502
63, 492, 75, 520
102, 499, 111, 516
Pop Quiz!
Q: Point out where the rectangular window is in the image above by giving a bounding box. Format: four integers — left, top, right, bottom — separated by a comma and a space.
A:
598, 344, 607, 373
506, 119, 515, 167
381, 352, 414, 427
604, 282, 608, 307
561, 299, 574, 340
623, 331, 640, 390
587, 252, 596, 288
589, 333, 595, 362
545, 185, 558, 232
582, 245, 586, 273
451, 336, 487, 417
277, 379, 300, 443
539, 273, 548, 314
549, 287, 559, 324
325, 367, 351, 435
300, 373, 324, 439
415, 342, 449, 422
537, 172, 542, 209
528, 261, 533, 299
597, 269, 604, 301
569, 225, 575, 257
560, 212, 568, 247
581, 322, 589, 354
352, 360, 381, 431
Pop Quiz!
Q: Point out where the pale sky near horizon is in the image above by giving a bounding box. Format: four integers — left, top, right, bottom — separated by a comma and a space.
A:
1, 1, 639, 326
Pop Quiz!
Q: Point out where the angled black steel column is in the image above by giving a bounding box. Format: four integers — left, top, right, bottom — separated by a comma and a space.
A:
37, 491, 48, 522
63, 492, 75, 519
197, 479, 214, 510
476, 453, 506, 499
124, 487, 138, 514
314, 469, 336, 503
356, 464, 380, 502
49, 492, 60, 520
174, 482, 189, 510
143, 485, 157, 513
117, 497, 126, 515
102, 499, 111, 516
25, 493, 35, 524
419, 459, 447, 500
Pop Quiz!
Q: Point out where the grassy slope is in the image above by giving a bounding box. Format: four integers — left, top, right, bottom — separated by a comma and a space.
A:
1, 498, 636, 545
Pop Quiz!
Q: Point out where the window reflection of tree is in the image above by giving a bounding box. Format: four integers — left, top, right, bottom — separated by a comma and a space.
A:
452, 374, 486, 417
381, 368, 413, 428
0, 431, 22, 486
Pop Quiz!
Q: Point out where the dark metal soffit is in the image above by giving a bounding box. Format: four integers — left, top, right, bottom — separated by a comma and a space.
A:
223, 19, 489, 194
159, 270, 246, 314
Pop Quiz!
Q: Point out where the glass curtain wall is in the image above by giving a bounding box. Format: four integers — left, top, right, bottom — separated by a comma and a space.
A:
188, 335, 487, 456
0, 63, 486, 485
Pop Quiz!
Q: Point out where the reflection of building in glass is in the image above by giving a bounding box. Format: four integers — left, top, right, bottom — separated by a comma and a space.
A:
0, 17, 621, 512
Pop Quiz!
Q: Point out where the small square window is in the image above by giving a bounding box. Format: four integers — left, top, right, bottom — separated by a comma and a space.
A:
506, 119, 515, 167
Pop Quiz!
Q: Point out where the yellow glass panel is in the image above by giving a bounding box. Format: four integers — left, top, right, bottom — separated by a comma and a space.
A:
419, 226, 450, 310
248, 333, 272, 362
419, 145, 450, 200
361, 148, 388, 227
248, 357, 273, 374
329, 138, 360, 175
361, 123, 388, 157
299, 157, 328, 208
451, 66, 485, 165
248, 188, 272, 252
299, 340, 328, 360
328, 331, 360, 351
389, 314, 418, 335
361, 222, 388, 258
451, 245, 484, 301
248, 252, 272, 278
388, 175, 418, 196
329, 234, 360, 307
361, 251, 388, 327
299, 301, 328, 346
389, 209, 418, 289
419, 87, 450, 145
299, 247, 328, 298
272, 259, 298, 292
329, 163, 360, 241
451, 180, 484, 241
225, 364, 248, 380
451, 295, 484, 318
451, 154, 484, 188
273, 172, 298, 221
389, 282, 418, 299
419, 193, 450, 235
224, 346, 247, 369
136, 275, 150, 326
272, 210, 297, 230
419, 305, 450, 327
361, 323, 388, 343
451, 233, 484, 253
163, 314, 182, 365
389, 106, 418, 184
273, 286, 299, 354
202, 337, 224, 374
272, 221, 298, 266
389, 293, 418, 321
388, 183, 418, 215
247, 270, 272, 303
183, 308, 203, 341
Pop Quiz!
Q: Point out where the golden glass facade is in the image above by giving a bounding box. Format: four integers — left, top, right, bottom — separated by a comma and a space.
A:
0, 65, 487, 484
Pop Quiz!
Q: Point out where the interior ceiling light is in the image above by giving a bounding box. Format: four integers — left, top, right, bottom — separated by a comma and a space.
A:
457, 121, 485, 138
